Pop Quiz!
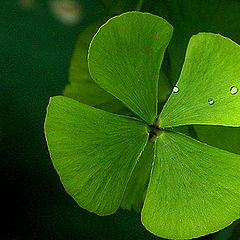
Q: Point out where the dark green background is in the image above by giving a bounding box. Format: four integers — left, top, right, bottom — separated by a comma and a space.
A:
1, 1, 239, 239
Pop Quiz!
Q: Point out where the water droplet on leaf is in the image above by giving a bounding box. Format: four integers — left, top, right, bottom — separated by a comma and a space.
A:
230, 86, 238, 95
208, 98, 214, 105
173, 86, 179, 93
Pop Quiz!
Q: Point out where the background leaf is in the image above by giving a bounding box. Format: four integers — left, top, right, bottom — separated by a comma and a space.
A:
97, 0, 138, 13
142, 131, 240, 239
194, 126, 240, 155
159, 33, 240, 128
88, 11, 173, 124
45, 96, 148, 216
97, 0, 159, 14
153, 0, 240, 85
63, 18, 128, 115
120, 141, 154, 212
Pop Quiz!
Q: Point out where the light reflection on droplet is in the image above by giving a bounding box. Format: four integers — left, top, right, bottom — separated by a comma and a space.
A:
230, 86, 238, 95
173, 86, 179, 93
208, 98, 214, 105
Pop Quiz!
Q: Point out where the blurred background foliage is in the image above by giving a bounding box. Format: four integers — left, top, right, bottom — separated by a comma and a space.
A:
1, 0, 240, 239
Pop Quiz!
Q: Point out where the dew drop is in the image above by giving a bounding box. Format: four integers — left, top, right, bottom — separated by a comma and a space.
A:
208, 98, 214, 105
173, 86, 179, 93
230, 86, 238, 95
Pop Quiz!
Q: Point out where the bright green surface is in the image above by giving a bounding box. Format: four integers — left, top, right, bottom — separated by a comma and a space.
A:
121, 141, 154, 212
45, 96, 148, 215
88, 11, 173, 124
159, 33, 240, 128
142, 131, 240, 239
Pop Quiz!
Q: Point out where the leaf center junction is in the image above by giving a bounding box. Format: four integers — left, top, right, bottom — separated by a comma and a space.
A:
148, 124, 163, 141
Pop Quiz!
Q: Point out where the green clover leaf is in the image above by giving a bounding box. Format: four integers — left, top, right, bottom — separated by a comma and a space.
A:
88, 12, 173, 124
142, 131, 240, 239
63, 17, 172, 115
45, 96, 148, 215
45, 11, 240, 239
159, 33, 240, 128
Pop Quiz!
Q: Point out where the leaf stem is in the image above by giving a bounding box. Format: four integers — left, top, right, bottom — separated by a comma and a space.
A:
135, 0, 144, 11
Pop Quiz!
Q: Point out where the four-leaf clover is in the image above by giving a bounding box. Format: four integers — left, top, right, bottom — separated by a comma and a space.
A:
45, 12, 240, 239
